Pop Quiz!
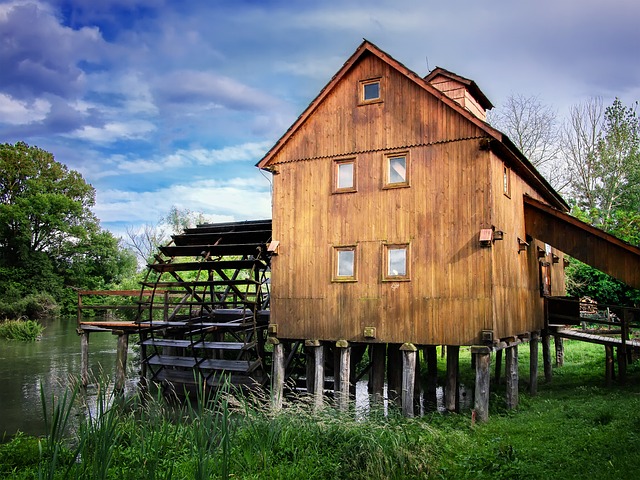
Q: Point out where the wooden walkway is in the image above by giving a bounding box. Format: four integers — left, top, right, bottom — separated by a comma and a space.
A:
553, 327, 640, 348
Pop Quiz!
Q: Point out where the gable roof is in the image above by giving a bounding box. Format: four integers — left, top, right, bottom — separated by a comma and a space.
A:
256, 40, 568, 211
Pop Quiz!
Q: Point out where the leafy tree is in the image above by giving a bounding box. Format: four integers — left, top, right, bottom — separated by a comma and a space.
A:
0, 142, 136, 313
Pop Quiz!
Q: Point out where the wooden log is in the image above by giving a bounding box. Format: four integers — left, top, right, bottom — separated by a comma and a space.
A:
400, 343, 417, 418
336, 341, 351, 412
445, 345, 459, 413
80, 330, 89, 387
494, 349, 502, 385
555, 336, 564, 366
271, 341, 285, 410
369, 343, 386, 405
505, 345, 519, 409
424, 346, 438, 412
387, 343, 402, 407
542, 332, 552, 382
605, 344, 614, 387
115, 332, 129, 393
529, 332, 539, 396
473, 348, 491, 422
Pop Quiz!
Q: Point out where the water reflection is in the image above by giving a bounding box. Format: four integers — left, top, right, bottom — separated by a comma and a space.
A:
0, 318, 137, 437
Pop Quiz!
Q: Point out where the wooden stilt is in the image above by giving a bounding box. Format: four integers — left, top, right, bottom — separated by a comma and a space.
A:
370, 343, 386, 405
115, 332, 129, 393
542, 332, 552, 382
400, 343, 417, 417
424, 346, 438, 412
494, 349, 503, 385
605, 345, 614, 387
445, 345, 459, 413
555, 336, 564, 366
529, 332, 539, 396
313, 343, 324, 409
387, 343, 402, 407
80, 330, 89, 387
472, 346, 491, 422
271, 340, 285, 410
336, 340, 351, 412
617, 346, 627, 385
505, 345, 519, 409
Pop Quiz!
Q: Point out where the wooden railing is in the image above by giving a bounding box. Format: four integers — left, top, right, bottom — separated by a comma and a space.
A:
77, 290, 162, 325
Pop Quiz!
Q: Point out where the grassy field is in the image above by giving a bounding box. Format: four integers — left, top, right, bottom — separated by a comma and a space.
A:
1, 339, 639, 479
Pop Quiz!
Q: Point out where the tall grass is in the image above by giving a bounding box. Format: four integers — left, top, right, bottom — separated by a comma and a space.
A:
0, 339, 639, 479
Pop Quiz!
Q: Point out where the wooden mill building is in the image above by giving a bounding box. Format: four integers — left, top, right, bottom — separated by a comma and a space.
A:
256, 40, 640, 418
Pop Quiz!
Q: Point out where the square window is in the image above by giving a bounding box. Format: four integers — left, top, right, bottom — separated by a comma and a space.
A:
363, 81, 380, 101
333, 246, 357, 282
383, 244, 410, 281
334, 159, 356, 192
359, 78, 382, 104
384, 152, 409, 188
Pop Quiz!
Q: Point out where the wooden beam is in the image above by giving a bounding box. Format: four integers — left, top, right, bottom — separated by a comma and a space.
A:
445, 345, 459, 413
80, 330, 89, 387
505, 346, 519, 410
542, 332, 552, 382
474, 350, 491, 422
312, 343, 325, 410
529, 332, 539, 396
115, 333, 129, 393
400, 343, 417, 417
271, 341, 285, 410
555, 336, 564, 366
336, 341, 351, 412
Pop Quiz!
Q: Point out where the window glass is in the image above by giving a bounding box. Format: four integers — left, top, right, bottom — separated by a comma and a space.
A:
337, 249, 355, 277
337, 162, 354, 190
388, 156, 407, 184
387, 247, 407, 277
363, 81, 380, 101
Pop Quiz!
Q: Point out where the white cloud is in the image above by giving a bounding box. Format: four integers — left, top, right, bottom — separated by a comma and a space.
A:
0, 94, 50, 125
69, 119, 156, 143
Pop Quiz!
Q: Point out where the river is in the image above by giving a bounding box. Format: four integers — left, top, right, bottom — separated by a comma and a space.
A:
0, 317, 137, 438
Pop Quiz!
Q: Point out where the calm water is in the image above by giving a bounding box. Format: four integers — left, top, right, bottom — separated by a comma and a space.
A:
0, 318, 137, 437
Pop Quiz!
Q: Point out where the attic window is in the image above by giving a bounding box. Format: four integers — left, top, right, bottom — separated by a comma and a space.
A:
334, 158, 356, 192
383, 243, 410, 281
503, 164, 511, 198
360, 78, 381, 103
333, 246, 357, 282
384, 152, 409, 188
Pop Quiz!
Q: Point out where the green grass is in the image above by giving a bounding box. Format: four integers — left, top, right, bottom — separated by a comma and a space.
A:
1, 339, 639, 479
0, 319, 44, 341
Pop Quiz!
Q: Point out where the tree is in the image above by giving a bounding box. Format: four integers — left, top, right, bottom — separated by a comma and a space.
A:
490, 94, 567, 190
0, 142, 136, 310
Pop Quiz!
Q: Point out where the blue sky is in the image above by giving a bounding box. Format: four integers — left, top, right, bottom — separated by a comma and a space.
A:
1, 0, 639, 236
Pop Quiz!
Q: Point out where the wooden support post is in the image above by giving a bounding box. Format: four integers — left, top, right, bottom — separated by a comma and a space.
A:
542, 332, 552, 382
505, 345, 519, 410
305, 340, 324, 410
115, 332, 129, 393
494, 349, 503, 385
529, 332, 539, 396
80, 330, 89, 387
400, 343, 417, 418
617, 346, 627, 385
424, 346, 438, 412
335, 340, 351, 412
387, 343, 402, 407
271, 340, 285, 411
605, 345, 614, 387
555, 336, 564, 366
445, 345, 459, 413
472, 346, 491, 422
413, 348, 422, 415
369, 344, 386, 405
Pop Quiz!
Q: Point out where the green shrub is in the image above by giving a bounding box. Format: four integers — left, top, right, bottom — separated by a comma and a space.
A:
0, 293, 58, 321
0, 319, 44, 341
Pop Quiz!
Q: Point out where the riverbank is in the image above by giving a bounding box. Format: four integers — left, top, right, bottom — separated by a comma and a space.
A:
1, 340, 639, 479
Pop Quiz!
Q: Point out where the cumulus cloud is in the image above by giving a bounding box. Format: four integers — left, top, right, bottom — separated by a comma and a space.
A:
0, 94, 51, 125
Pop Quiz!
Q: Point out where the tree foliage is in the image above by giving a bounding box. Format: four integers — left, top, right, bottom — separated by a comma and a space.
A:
0, 142, 136, 313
